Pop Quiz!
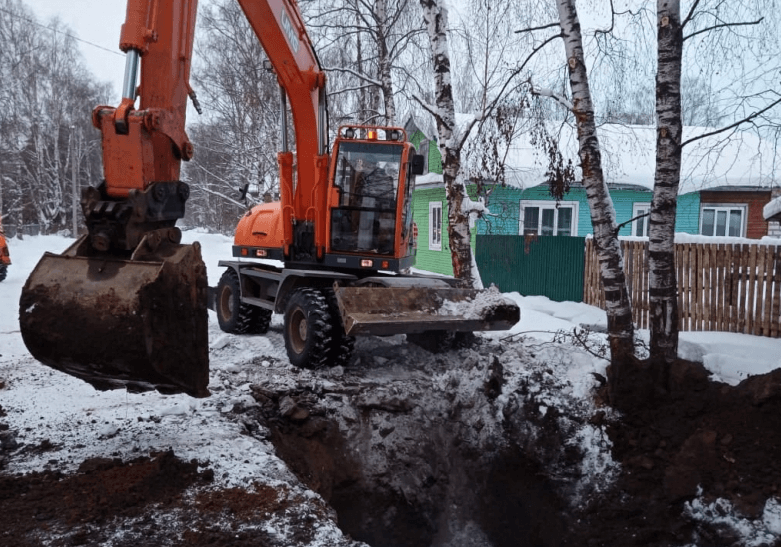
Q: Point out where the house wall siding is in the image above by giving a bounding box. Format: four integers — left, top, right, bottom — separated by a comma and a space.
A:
700, 190, 770, 239
411, 186, 480, 276
474, 185, 701, 236
412, 187, 453, 275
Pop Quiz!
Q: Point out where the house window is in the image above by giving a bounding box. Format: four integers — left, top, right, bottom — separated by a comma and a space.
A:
519, 200, 578, 236
429, 201, 442, 250
632, 202, 651, 237
700, 205, 745, 237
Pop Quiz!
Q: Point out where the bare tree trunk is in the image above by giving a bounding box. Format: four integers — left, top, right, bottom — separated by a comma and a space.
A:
355, 2, 368, 124
419, 0, 477, 288
556, 0, 635, 367
375, 0, 396, 125
648, 1, 683, 366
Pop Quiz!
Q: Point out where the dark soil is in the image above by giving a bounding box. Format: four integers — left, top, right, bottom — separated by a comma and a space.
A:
0, 448, 299, 546
577, 357, 781, 546
2, 357, 781, 546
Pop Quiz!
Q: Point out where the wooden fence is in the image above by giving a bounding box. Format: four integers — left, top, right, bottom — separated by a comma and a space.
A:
584, 239, 781, 337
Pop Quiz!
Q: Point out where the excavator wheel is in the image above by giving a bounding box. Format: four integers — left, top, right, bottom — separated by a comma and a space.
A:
323, 288, 355, 366
0, 264, 6, 282
283, 288, 332, 369
216, 269, 271, 334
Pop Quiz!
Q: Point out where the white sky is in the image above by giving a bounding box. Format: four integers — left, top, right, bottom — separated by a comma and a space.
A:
23, 0, 127, 100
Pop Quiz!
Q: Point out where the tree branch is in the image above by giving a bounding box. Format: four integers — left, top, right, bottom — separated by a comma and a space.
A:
684, 18, 764, 42
681, 0, 701, 29
616, 212, 648, 233
322, 65, 382, 87
681, 97, 781, 147
515, 22, 560, 34
530, 82, 574, 111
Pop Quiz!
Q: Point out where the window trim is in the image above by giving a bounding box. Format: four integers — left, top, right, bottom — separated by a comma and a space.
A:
429, 201, 443, 251
631, 202, 651, 237
699, 203, 747, 237
519, 200, 579, 236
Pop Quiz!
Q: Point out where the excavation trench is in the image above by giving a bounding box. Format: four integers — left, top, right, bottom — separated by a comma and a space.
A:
266, 414, 567, 547
249, 340, 573, 547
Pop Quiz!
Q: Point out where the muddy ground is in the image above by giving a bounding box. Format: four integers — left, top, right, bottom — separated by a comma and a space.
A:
2, 337, 781, 546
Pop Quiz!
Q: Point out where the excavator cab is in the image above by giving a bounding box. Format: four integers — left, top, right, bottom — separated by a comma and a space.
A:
329, 136, 409, 257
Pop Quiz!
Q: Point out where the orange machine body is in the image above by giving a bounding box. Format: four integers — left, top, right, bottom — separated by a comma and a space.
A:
234, 126, 418, 271
0, 218, 10, 266
92, 0, 334, 263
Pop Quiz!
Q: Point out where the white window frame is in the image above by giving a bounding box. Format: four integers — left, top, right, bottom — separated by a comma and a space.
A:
429, 201, 443, 251
519, 200, 579, 236
699, 203, 747, 237
631, 202, 651, 237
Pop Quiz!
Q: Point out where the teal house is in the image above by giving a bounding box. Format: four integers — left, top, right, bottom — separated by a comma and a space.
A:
406, 118, 779, 276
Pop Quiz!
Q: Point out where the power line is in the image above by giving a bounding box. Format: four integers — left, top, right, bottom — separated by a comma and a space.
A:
0, 5, 123, 57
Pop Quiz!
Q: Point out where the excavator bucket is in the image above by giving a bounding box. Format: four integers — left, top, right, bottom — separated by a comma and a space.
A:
19, 235, 209, 397
333, 279, 520, 337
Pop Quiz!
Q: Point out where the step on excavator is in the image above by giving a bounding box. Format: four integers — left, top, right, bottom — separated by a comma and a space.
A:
19, 0, 519, 398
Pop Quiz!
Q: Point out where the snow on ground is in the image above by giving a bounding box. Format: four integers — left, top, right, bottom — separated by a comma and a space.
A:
0, 233, 294, 486
0, 231, 351, 546
3, 231, 781, 544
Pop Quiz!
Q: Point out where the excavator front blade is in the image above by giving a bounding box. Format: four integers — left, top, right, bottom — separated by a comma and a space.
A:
19, 236, 209, 397
334, 280, 520, 337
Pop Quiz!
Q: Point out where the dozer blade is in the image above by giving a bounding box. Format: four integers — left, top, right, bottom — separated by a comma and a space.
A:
334, 282, 520, 337
19, 236, 209, 397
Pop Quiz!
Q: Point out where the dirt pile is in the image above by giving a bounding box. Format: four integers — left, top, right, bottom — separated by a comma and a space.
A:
578, 358, 781, 546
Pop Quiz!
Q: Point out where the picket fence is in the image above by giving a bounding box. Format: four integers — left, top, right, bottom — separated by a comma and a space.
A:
584, 239, 781, 337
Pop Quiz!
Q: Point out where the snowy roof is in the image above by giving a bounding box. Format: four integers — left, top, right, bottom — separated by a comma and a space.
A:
413, 120, 781, 195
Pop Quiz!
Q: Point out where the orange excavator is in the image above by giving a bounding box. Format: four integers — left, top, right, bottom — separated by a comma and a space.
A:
19, 0, 519, 398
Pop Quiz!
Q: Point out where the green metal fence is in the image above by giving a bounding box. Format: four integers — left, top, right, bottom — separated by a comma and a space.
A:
475, 235, 586, 302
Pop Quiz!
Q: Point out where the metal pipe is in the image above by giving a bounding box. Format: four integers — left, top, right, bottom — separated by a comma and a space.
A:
279, 85, 289, 153
122, 50, 140, 100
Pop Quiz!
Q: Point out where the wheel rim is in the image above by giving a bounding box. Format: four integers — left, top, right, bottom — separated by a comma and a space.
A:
289, 308, 307, 354
218, 285, 234, 321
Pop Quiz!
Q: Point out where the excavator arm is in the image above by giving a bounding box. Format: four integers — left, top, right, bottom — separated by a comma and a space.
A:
234, 0, 331, 259
19, 0, 328, 397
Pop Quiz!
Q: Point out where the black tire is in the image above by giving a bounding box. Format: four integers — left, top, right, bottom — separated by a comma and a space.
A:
283, 288, 332, 369
216, 269, 271, 334
0, 265, 6, 282
323, 288, 355, 366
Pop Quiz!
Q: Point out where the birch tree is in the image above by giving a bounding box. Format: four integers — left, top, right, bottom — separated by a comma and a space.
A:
0, 0, 107, 235
418, 0, 479, 287
648, 0, 781, 367
555, 0, 635, 371
647, 1, 683, 367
